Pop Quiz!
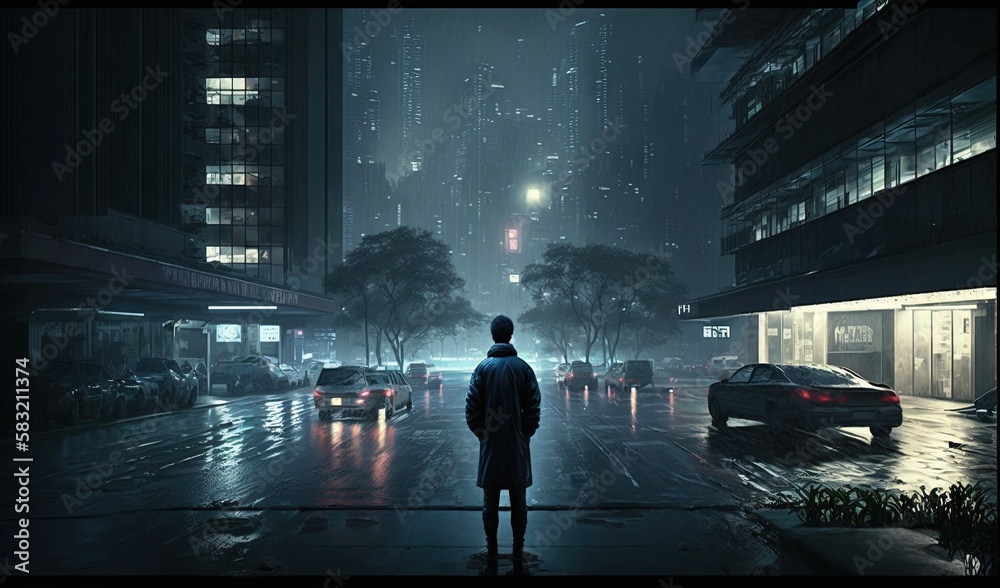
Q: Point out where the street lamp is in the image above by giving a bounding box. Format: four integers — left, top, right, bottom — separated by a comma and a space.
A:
526, 187, 540, 204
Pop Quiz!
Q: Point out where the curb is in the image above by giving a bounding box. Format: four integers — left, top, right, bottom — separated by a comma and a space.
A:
752, 509, 968, 576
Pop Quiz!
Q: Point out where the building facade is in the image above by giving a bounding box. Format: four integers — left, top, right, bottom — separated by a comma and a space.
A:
686, 3, 997, 401
1, 7, 345, 368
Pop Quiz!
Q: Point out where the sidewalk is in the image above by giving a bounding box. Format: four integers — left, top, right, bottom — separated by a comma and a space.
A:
21, 506, 777, 576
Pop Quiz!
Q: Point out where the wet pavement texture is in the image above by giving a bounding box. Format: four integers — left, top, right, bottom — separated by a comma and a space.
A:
5, 367, 995, 575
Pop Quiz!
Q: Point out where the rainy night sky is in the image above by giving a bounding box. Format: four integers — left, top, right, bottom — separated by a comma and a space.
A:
372, 8, 713, 166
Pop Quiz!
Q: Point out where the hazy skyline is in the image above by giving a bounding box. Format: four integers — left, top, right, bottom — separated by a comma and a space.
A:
362, 8, 716, 166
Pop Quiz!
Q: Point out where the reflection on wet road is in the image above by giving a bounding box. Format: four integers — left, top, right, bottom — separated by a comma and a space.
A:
11, 369, 995, 522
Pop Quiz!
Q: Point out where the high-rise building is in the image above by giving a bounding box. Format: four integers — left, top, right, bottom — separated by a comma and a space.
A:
686, 3, 996, 400
0, 7, 344, 366
449, 63, 506, 308
399, 17, 423, 172
344, 9, 384, 255
650, 69, 732, 298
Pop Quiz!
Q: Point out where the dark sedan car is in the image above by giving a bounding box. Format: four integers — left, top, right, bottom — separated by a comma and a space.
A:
562, 361, 598, 391
135, 358, 197, 408
212, 355, 287, 393
33, 360, 133, 424
707, 363, 903, 438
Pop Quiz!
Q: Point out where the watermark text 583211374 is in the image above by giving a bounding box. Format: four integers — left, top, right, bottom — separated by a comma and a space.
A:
13, 358, 33, 575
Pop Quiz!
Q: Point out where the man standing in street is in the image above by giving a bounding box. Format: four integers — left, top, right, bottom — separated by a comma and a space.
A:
466, 315, 542, 576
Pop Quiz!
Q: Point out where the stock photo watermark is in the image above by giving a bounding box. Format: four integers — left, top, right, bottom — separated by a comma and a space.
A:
341, 1, 406, 61
672, 0, 750, 74
51, 65, 170, 183
876, 0, 927, 40
6, 0, 69, 54
544, 0, 585, 31
716, 84, 834, 202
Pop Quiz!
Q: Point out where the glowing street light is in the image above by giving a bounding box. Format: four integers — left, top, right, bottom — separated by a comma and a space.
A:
526, 187, 541, 204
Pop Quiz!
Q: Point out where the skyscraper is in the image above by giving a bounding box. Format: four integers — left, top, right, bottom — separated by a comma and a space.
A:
449, 63, 506, 309
344, 9, 386, 255
399, 17, 423, 172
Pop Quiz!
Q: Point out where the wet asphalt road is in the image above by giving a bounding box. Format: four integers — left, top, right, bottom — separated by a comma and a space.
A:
5, 364, 996, 575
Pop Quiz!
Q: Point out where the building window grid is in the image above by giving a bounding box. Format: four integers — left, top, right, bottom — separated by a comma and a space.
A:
722, 75, 996, 254
731, 3, 887, 132
194, 12, 286, 281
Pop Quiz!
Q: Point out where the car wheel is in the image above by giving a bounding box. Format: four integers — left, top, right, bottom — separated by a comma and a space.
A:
136, 392, 146, 413
406, 392, 412, 411
708, 398, 728, 427
870, 425, 892, 438
187, 387, 198, 408
112, 396, 127, 420
66, 398, 80, 425
160, 391, 173, 411
319, 410, 331, 421
384, 395, 394, 419
766, 405, 787, 433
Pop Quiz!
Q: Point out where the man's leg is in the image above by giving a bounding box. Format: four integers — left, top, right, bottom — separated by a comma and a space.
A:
509, 487, 528, 574
482, 487, 501, 565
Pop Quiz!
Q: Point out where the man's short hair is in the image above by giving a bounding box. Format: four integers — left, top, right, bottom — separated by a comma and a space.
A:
490, 315, 514, 343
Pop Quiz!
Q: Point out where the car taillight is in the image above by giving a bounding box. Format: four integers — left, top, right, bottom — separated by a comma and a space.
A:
881, 392, 900, 404
312, 389, 322, 398
796, 388, 844, 404
359, 390, 370, 397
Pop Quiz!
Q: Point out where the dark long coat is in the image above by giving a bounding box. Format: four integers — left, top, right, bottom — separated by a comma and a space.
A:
465, 343, 542, 489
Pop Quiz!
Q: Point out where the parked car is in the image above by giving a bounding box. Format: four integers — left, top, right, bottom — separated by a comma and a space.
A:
948, 386, 998, 423
304, 361, 341, 387
425, 364, 444, 388
117, 365, 163, 413
706, 355, 744, 380
135, 357, 198, 408
405, 362, 431, 388
554, 363, 570, 384
178, 359, 209, 396
279, 363, 304, 387
33, 360, 130, 424
606, 360, 654, 390
707, 363, 903, 438
974, 387, 997, 422
658, 357, 687, 373
562, 361, 598, 391
211, 355, 287, 393
312, 366, 413, 420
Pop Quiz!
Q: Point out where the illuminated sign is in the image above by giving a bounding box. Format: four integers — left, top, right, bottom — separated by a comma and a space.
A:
703, 326, 730, 338
509, 274, 520, 283
216, 324, 242, 342
260, 325, 280, 342
507, 228, 519, 252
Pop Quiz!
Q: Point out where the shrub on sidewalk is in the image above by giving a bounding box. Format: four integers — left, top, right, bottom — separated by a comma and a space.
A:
783, 481, 996, 576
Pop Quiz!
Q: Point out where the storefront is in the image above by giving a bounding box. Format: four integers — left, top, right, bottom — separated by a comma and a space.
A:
751, 288, 995, 401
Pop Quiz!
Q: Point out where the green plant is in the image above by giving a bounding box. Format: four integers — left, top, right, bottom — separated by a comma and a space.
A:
784, 481, 996, 576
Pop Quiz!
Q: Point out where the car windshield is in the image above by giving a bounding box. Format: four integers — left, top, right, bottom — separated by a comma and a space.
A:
135, 360, 165, 372
367, 374, 392, 386
572, 363, 593, 372
317, 368, 364, 387
240, 357, 259, 363
778, 364, 869, 387
627, 362, 652, 375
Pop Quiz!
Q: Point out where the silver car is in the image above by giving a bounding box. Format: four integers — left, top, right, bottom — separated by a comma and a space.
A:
312, 366, 412, 421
